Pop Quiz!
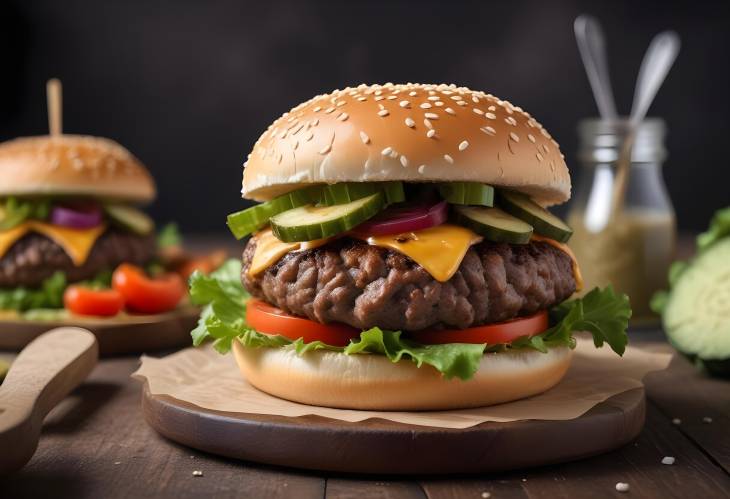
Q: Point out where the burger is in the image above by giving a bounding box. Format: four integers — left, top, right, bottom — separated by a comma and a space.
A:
190, 83, 631, 410
0, 134, 186, 319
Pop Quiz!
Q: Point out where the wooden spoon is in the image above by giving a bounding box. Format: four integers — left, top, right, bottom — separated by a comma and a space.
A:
0, 327, 98, 474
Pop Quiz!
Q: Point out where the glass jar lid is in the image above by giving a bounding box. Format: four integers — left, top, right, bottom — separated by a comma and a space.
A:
577, 118, 667, 164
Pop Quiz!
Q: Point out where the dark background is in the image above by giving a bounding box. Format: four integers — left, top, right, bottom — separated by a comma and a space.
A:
1, 0, 728, 234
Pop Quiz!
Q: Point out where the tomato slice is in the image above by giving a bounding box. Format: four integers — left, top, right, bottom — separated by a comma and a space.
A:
64, 286, 124, 317
246, 299, 360, 347
112, 264, 186, 314
410, 310, 549, 345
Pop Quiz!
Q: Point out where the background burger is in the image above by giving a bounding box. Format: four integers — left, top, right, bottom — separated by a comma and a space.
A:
190, 82, 631, 410
0, 134, 186, 318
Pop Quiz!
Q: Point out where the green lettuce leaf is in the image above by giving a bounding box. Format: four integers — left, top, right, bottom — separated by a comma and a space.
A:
157, 222, 182, 248
0, 269, 116, 312
697, 207, 730, 252
0, 272, 67, 311
189, 259, 630, 379
0, 197, 51, 230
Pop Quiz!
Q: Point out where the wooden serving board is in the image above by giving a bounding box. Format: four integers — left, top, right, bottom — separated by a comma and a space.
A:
0, 307, 199, 356
142, 385, 645, 475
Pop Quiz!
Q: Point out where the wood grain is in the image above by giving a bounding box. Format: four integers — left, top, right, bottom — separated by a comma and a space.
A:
0, 328, 97, 473
2, 335, 729, 498
0, 306, 199, 356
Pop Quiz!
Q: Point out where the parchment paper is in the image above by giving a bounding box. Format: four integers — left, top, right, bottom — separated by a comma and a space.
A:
132, 337, 671, 429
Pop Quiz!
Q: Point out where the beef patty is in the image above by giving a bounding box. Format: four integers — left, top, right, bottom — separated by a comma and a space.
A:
0, 230, 156, 288
242, 236, 576, 331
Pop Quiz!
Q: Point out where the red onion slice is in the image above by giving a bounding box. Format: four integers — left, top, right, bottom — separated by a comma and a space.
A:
353, 201, 448, 236
51, 204, 103, 229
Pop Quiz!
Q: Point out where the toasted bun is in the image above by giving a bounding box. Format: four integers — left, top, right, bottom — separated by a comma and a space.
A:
0, 135, 156, 203
233, 342, 572, 410
242, 83, 570, 206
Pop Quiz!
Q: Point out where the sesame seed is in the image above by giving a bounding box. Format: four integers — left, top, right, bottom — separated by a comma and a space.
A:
615, 483, 630, 493
428, 96, 440, 101
313, 106, 321, 112
473, 108, 484, 115
192, 471, 204, 477
378, 109, 390, 117
472, 96, 480, 103
400, 155, 408, 167
505, 117, 517, 126
541, 128, 551, 138
434, 101, 444, 107
357, 97, 367, 101
381, 147, 393, 156
337, 112, 349, 121
293, 140, 299, 150
451, 95, 463, 101
375, 90, 383, 96
319, 144, 331, 154
536, 153, 543, 161
420, 103, 432, 109
375, 96, 384, 101
457, 101, 467, 106
390, 150, 398, 158
386, 95, 397, 100
418, 165, 426, 174
458, 140, 469, 151
409, 91, 417, 96
336, 100, 346, 107
661, 456, 675, 465
359, 131, 370, 144
312, 119, 319, 126
405, 117, 416, 128
426, 129, 436, 138
488, 105, 496, 111
424, 112, 438, 120
510, 132, 520, 142
324, 107, 335, 114
481, 126, 496, 136
444, 154, 454, 164
424, 119, 433, 129
399, 100, 410, 108
445, 107, 456, 115
485, 112, 496, 119
528, 134, 536, 143
505, 106, 514, 114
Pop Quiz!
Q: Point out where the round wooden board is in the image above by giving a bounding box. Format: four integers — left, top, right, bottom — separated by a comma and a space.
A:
142, 384, 646, 475
0, 307, 199, 356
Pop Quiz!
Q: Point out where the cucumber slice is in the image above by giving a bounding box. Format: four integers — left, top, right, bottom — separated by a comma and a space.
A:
271, 193, 385, 242
438, 182, 494, 207
663, 238, 730, 376
452, 206, 533, 244
319, 182, 405, 206
226, 188, 319, 240
498, 191, 573, 242
104, 204, 155, 235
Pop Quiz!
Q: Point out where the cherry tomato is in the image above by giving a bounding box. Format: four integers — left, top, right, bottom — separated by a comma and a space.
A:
112, 264, 185, 314
410, 310, 549, 345
177, 250, 228, 280
64, 286, 124, 317
246, 299, 360, 347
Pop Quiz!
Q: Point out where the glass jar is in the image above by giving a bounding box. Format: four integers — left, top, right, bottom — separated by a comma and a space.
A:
567, 118, 676, 324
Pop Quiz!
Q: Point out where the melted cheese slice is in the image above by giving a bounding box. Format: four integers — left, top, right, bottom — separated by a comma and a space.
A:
248, 228, 332, 276
0, 222, 107, 266
360, 224, 483, 282
531, 234, 583, 291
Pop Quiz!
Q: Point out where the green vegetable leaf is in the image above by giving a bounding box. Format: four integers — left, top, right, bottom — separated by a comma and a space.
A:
697, 207, 730, 252
0, 272, 67, 311
188, 258, 629, 380
157, 222, 182, 248
547, 286, 631, 355
0, 197, 51, 230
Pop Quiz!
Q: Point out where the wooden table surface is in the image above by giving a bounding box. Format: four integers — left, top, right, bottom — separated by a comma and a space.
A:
3, 237, 730, 498
2, 329, 729, 499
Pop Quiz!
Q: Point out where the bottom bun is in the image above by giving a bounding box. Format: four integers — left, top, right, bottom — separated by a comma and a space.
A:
232, 342, 573, 411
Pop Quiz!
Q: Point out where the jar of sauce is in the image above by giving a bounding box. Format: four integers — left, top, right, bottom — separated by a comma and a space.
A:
567, 118, 676, 324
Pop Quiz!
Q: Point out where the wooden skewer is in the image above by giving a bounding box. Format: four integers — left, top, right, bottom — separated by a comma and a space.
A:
46, 78, 62, 136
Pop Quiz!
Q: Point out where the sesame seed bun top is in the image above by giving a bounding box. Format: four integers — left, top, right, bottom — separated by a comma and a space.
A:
242, 83, 571, 206
0, 134, 156, 203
